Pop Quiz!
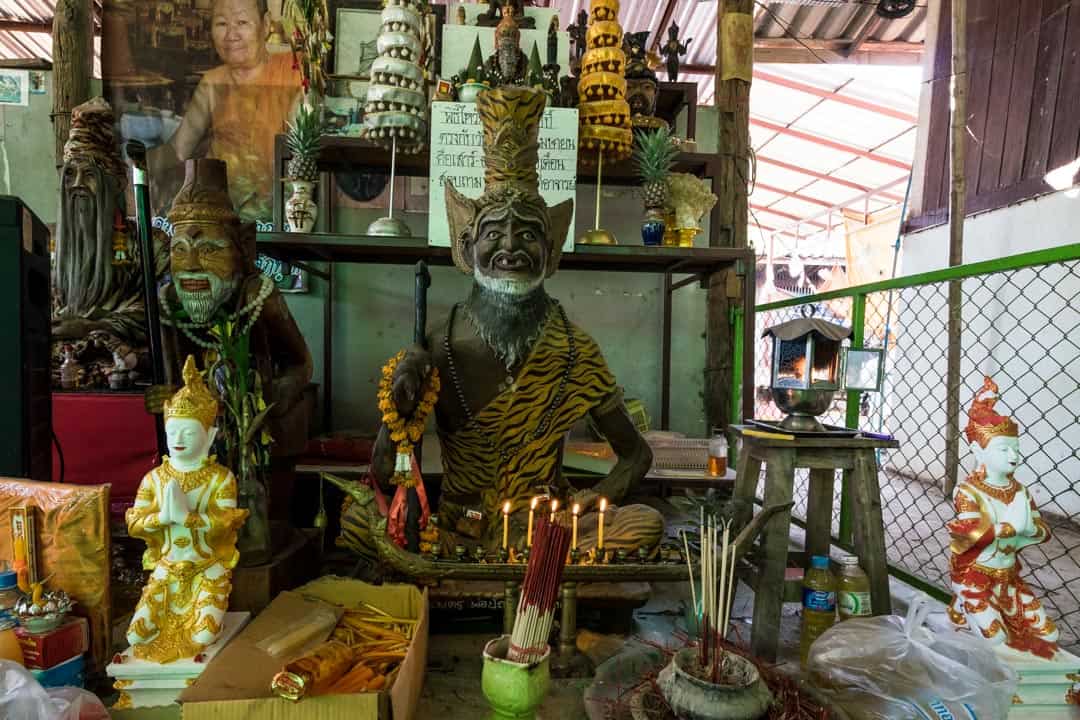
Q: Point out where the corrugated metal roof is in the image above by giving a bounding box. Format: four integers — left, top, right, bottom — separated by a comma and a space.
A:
754, 2, 927, 43
0, 0, 56, 24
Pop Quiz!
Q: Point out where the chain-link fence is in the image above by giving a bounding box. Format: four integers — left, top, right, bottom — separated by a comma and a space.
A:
752, 251, 1080, 653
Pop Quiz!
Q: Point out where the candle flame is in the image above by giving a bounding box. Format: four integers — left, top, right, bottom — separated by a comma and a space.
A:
530, 496, 539, 510
550, 499, 559, 513
599, 497, 607, 512
503, 500, 511, 514
572, 503, 580, 515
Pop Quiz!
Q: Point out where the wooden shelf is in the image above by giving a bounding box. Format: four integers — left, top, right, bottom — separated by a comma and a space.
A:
257, 232, 749, 274
275, 134, 718, 187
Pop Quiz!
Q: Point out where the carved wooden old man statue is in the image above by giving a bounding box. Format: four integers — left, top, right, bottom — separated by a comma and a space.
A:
52, 97, 164, 386
157, 158, 315, 539
340, 88, 663, 559
158, 159, 313, 458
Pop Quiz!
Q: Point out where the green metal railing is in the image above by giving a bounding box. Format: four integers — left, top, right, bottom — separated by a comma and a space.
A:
750, 243, 1080, 651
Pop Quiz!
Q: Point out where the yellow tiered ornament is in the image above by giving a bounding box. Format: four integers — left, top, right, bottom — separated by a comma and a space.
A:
578, 0, 632, 160
577, 0, 631, 245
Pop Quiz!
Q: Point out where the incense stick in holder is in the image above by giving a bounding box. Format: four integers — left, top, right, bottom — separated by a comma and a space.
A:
508, 518, 571, 665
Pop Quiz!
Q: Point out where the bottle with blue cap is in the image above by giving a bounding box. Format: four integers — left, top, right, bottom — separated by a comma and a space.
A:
799, 554, 836, 666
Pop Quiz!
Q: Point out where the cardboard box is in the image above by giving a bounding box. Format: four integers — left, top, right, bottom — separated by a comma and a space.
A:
30, 652, 84, 688
16, 615, 88, 669
179, 576, 429, 720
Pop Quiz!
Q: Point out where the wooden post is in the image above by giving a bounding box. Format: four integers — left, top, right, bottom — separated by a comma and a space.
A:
944, 0, 967, 495
706, 0, 753, 433
51, 0, 93, 170
715, 0, 752, 250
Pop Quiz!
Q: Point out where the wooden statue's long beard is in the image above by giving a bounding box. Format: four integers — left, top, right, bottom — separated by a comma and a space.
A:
55, 186, 115, 316
465, 278, 550, 370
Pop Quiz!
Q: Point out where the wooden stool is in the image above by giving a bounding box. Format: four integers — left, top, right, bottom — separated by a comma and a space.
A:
731, 426, 899, 662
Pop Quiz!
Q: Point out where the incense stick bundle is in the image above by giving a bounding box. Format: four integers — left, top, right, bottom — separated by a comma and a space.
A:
690, 512, 741, 680
509, 518, 571, 664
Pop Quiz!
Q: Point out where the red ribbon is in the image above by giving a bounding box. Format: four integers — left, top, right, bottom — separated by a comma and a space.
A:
386, 452, 429, 548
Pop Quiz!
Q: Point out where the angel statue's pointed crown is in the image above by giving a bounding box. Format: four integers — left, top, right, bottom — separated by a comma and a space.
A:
164, 355, 219, 429
964, 376, 1019, 448
444, 87, 574, 276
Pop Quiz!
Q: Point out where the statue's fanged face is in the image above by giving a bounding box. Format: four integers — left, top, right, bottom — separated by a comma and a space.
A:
470, 202, 550, 294
171, 222, 242, 323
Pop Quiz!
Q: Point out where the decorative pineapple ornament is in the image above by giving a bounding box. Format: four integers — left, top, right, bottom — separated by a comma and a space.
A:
634, 126, 678, 210
285, 104, 322, 232
285, 103, 322, 182
633, 126, 678, 246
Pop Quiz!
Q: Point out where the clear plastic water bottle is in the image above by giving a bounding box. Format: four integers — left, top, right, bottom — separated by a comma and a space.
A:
837, 555, 873, 621
800, 555, 836, 666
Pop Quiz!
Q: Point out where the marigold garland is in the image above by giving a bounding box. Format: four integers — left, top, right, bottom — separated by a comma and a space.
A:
377, 350, 440, 485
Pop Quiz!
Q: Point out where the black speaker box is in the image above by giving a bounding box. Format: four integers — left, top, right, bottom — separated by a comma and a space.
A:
0, 197, 50, 481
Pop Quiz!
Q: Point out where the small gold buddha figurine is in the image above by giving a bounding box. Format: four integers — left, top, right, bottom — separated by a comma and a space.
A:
125, 356, 248, 664
947, 376, 1058, 659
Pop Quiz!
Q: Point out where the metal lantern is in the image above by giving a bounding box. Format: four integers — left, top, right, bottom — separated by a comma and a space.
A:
763, 310, 852, 432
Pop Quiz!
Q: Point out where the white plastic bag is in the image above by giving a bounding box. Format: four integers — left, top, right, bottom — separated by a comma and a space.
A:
0, 660, 108, 720
806, 595, 1017, 720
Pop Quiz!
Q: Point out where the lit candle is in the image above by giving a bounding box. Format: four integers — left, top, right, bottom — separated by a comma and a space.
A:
598, 497, 607, 550
527, 496, 539, 546
549, 499, 559, 524
572, 503, 580, 550
502, 500, 511, 550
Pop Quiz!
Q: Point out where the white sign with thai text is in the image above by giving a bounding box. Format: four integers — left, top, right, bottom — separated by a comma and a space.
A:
427, 101, 578, 251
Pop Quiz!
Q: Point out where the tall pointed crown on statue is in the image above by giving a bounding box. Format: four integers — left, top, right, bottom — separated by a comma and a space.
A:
168, 159, 241, 229
964, 375, 1019, 448
495, 2, 522, 46
445, 87, 573, 277
164, 356, 219, 430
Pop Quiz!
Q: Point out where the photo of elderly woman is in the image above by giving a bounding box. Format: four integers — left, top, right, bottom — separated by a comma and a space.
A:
103, 0, 301, 224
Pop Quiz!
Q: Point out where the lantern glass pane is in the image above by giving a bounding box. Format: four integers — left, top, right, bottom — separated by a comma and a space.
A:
810, 338, 841, 390
774, 337, 810, 389
842, 348, 884, 391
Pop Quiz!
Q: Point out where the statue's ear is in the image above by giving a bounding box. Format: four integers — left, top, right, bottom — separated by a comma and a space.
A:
446, 182, 478, 275
545, 198, 573, 276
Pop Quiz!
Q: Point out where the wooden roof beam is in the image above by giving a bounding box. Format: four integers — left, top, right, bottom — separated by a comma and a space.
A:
755, 155, 905, 202
751, 204, 830, 229
751, 69, 917, 123
752, 117, 911, 170
753, 182, 836, 208
685, 39, 922, 66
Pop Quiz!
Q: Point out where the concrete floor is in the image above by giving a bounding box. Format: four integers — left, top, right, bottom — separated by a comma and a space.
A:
414, 579, 793, 720
413, 532, 964, 720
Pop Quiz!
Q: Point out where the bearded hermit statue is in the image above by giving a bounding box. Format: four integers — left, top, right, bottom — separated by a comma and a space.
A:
158, 159, 313, 463
52, 97, 166, 387
339, 88, 663, 561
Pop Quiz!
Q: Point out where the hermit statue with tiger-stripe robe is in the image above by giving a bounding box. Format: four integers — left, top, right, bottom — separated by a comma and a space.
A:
946, 376, 1059, 659
338, 86, 663, 561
